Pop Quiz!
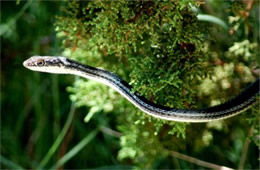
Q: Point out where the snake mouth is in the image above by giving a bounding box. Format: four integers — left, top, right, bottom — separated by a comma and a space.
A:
23, 56, 48, 69
23, 59, 36, 68
23, 59, 30, 68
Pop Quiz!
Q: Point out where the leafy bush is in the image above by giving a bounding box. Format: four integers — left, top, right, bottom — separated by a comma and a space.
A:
1, 0, 259, 169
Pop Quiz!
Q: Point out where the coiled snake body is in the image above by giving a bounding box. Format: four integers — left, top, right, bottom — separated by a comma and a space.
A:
23, 56, 260, 122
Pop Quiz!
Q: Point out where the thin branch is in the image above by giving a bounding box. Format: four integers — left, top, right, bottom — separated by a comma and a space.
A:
98, 126, 237, 170
100, 126, 234, 170
170, 151, 233, 170
238, 126, 254, 170
100, 126, 122, 138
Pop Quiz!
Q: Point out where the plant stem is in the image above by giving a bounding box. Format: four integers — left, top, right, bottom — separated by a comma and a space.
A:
38, 103, 76, 168
50, 129, 99, 169
170, 150, 233, 170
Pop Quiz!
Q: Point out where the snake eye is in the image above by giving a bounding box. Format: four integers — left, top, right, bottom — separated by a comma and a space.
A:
37, 60, 45, 67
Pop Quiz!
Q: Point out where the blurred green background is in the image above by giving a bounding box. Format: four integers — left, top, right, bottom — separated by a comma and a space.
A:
1, 0, 259, 169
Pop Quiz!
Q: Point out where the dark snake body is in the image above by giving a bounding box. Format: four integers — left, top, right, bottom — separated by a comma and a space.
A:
24, 56, 260, 122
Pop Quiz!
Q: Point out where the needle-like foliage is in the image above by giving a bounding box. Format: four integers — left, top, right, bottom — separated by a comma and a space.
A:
55, 0, 259, 167
1, 0, 259, 169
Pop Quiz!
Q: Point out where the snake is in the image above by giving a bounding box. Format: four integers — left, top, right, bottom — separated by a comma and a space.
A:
23, 56, 260, 122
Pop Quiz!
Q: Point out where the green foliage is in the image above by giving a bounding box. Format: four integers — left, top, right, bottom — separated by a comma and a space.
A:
1, 0, 259, 169
55, 0, 210, 165
54, 0, 260, 167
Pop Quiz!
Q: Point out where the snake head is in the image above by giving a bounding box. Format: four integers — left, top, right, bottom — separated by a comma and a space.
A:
23, 56, 70, 74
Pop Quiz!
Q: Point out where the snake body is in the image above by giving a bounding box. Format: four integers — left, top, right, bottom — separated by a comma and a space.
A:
23, 56, 260, 122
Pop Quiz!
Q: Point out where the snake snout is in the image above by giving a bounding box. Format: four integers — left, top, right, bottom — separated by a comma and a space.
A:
23, 60, 30, 68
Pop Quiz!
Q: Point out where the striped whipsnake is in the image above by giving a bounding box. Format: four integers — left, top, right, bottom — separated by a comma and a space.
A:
23, 56, 260, 122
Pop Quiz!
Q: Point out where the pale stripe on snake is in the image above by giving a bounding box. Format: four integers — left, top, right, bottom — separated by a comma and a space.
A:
23, 56, 260, 122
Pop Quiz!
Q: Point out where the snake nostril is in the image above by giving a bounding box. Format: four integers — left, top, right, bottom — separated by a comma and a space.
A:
23, 61, 30, 67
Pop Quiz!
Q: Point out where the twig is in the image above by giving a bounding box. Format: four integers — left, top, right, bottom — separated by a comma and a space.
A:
101, 126, 234, 169
238, 126, 254, 170
98, 126, 236, 170
100, 126, 122, 138
170, 150, 233, 170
